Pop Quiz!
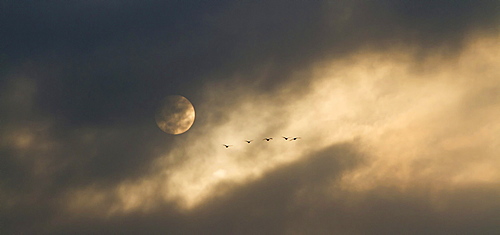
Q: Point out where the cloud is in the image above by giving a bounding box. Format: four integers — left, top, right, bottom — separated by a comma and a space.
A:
1, 0, 500, 234
3, 0, 498, 127
43, 142, 500, 234
5, 33, 498, 234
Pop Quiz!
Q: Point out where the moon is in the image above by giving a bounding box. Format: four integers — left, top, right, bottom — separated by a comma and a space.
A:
155, 95, 195, 135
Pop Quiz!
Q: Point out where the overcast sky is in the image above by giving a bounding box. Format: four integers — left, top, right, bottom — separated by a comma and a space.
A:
1, 0, 499, 234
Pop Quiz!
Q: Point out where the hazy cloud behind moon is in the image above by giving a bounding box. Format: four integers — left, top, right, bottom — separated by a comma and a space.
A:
155, 95, 195, 135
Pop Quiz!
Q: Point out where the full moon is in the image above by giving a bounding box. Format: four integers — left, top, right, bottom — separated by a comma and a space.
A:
155, 95, 195, 135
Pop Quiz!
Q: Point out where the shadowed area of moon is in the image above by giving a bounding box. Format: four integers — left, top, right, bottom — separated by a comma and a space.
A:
155, 95, 195, 135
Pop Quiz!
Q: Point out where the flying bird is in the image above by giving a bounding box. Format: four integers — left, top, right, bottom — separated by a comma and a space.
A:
290, 137, 301, 141
223, 144, 233, 148
245, 140, 253, 143
282, 136, 290, 140
263, 138, 273, 141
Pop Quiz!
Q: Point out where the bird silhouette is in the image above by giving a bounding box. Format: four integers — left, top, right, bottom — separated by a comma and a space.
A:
223, 144, 233, 148
263, 138, 273, 141
282, 136, 290, 140
245, 140, 253, 143
290, 137, 301, 141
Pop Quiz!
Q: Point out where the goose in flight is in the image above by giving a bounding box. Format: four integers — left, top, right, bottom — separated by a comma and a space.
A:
290, 137, 301, 141
282, 136, 290, 140
263, 138, 273, 141
223, 144, 233, 148
245, 140, 253, 143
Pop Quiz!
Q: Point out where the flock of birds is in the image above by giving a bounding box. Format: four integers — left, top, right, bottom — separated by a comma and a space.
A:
223, 136, 301, 148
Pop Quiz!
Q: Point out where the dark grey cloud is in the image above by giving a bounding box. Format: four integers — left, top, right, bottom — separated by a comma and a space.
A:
2, 0, 498, 125
15, 142, 498, 234
1, 0, 499, 234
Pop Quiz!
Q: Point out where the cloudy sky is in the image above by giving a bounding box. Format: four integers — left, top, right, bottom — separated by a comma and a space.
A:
1, 0, 499, 234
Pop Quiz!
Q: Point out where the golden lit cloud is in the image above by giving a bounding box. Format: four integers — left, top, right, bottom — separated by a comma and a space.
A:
60, 34, 500, 215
